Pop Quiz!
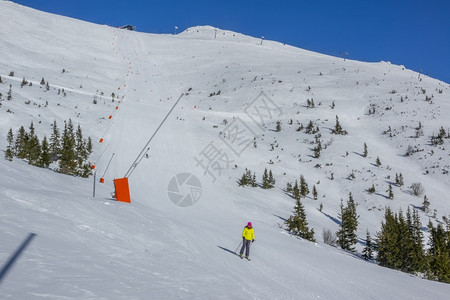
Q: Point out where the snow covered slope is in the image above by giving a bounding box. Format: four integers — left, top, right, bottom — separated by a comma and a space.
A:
0, 1, 449, 299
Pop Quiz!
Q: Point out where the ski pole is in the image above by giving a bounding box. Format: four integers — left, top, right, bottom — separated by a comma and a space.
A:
234, 240, 243, 254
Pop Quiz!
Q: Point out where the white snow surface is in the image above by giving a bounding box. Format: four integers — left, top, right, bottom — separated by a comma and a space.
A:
0, 2, 449, 299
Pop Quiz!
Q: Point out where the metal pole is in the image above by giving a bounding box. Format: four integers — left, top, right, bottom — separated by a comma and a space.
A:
234, 240, 243, 254
93, 171, 96, 198
124, 93, 184, 178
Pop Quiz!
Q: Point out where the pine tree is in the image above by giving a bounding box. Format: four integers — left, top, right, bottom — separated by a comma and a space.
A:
7, 84, 12, 100
251, 172, 257, 187
15, 126, 28, 159
5, 128, 14, 161
49, 120, 61, 161
86, 137, 93, 155
276, 120, 281, 132
292, 180, 300, 200
426, 220, 450, 283
286, 182, 293, 194
313, 140, 322, 158
285, 197, 315, 242
26, 122, 41, 165
238, 169, 249, 186
410, 208, 426, 273
312, 185, 318, 200
59, 119, 77, 175
75, 124, 87, 170
332, 115, 348, 135
336, 193, 359, 252
268, 170, 275, 188
262, 168, 270, 189
40, 77, 45, 85
39, 136, 50, 168
368, 184, 376, 194
362, 229, 373, 260
376, 156, 382, 167
363, 143, 368, 157
422, 195, 430, 213
398, 173, 404, 186
299, 175, 309, 198
387, 184, 394, 200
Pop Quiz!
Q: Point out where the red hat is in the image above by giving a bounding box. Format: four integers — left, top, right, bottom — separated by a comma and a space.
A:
248, 222, 252, 227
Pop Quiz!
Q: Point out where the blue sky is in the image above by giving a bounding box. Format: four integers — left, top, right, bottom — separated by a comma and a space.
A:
13, 0, 450, 83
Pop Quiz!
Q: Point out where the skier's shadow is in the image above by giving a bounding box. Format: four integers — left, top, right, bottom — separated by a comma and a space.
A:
217, 246, 239, 256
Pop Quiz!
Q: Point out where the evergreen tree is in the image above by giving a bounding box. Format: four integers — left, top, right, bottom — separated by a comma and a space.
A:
285, 197, 315, 242
368, 184, 376, 194
363, 143, 368, 157
39, 136, 50, 168
268, 170, 275, 188
40, 77, 45, 85
292, 180, 300, 200
26, 122, 41, 165
276, 120, 281, 132
299, 175, 309, 198
398, 173, 404, 186
422, 195, 430, 213
59, 119, 77, 175
7, 84, 12, 100
286, 182, 293, 194
336, 193, 359, 252
331, 115, 348, 135
49, 120, 61, 161
27, 134, 41, 166
313, 140, 322, 158
251, 172, 257, 187
410, 208, 427, 273
426, 220, 450, 283
387, 184, 394, 200
15, 126, 28, 159
362, 229, 374, 260
238, 168, 250, 186
262, 168, 268, 189
5, 128, 14, 161
312, 185, 318, 200
86, 137, 93, 155
75, 124, 87, 169
376, 156, 382, 167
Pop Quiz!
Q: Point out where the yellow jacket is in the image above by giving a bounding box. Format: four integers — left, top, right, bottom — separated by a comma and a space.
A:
242, 226, 255, 241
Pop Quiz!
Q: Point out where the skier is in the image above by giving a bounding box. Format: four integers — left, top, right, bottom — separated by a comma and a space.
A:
239, 222, 255, 260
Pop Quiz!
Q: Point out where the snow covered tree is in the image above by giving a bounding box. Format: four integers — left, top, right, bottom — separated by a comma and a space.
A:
368, 184, 376, 194
336, 193, 359, 252
363, 142, 368, 157
285, 197, 315, 242
362, 229, 373, 260
40, 77, 45, 85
